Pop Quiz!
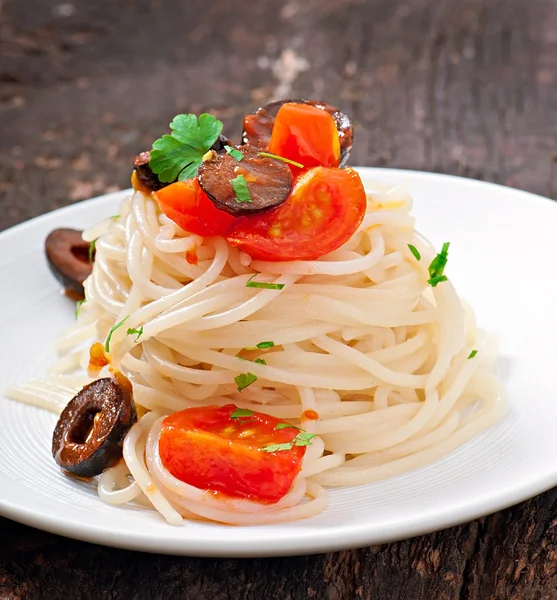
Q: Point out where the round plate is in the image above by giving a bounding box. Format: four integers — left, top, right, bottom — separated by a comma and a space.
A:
1, 168, 556, 557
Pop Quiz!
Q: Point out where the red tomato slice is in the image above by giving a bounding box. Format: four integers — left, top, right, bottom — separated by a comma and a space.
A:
226, 167, 366, 261
159, 404, 306, 503
267, 103, 341, 173
154, 179, 235, 237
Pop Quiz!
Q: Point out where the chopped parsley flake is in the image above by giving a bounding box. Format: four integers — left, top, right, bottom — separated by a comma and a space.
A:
104, 316, 130, 353
408, 244, 421, 261
258, 151, 304, 169
245, 341, 275, 350
88, 238, 97, 263
224, 145, 244, 161
75, 299, 86, 319
260, 442, 294, 453
254, 358, 267, 365
149, 113, 224, 182
261, 431, 317, 452
275, 422, 301, 431
294, 431, 317, 447
126, 326, 144, 342
235, 372, 257, 392
230, 174, 252, 203
427, 242, 450, 287
468, 349, 478, 359
230, 408, 254, 419
246, 275, 285, 290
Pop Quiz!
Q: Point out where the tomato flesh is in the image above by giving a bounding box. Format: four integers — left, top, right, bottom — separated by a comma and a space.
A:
267, 103, 341, 173
154, 179, 235, 237
158, 404, 306, 503
226, 166, 366, 261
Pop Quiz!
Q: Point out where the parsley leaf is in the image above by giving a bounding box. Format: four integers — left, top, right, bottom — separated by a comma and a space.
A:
427, 242, 450, 287
257, 341, 274, 349
254, 358, 267, 365
408, 244, 421, 261
230, 408, 254, 419
75, 299, 86, 319
224, 145, 244, 161
245, 341, 275, 350
260, 430, 316, 452
104, 316, 130, 353
261, 442, 295, 453
149, 113, 223, 183
294, 432, 317, 446
468, 349, 478, 359
275, 422, 301, 431
109, 214, 120, 221
230, 174, 253, 203
235, 372, 257, 392
428, 275, 448, 287
88, 238, 97, 263
126, 325, 143, 342
246, 275, 285, 290
258, 151, 304, 169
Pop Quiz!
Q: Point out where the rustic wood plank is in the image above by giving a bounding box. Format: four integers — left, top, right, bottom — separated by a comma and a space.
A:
1, 0, 557, 598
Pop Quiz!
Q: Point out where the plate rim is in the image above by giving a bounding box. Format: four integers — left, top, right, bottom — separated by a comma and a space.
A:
1, 166, 556, 557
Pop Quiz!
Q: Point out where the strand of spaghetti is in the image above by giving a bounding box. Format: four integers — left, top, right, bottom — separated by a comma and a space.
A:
122, 411, 183, 525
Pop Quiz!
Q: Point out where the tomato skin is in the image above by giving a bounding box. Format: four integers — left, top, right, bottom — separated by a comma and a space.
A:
158, 404, 306, 504
154, 179, 236, 237
267, 103, 341, 173
226, 167, 366, 262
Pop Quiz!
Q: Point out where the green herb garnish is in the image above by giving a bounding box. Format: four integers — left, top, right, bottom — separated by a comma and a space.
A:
104, 316, 130, 353
224, 145, 244, 162
261, 442, 294, 453
261, 431, 316, 452
256, 341, 274, 349
230, 174, 252, 203
126, 325, 144, 342
427, 242, 450, 287
230, 408, 254, 419
468, 349, 478, 359
75, 299, 86, 319
88, 238, 97, 263
275, 422, 301, 431
109, 214, 120, 221
235, 372, 258, 392
149, 113, 223, 182
258, 151, 304, 169
238, 356, 266, 365
245, 341, 275, 350
408, 244, 421, 261
294, 431, 317, 447
246, 275, 285, 290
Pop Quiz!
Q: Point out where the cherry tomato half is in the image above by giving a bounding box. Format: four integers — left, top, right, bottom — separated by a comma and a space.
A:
226, 166, 366, 261
267, 103, 341, 173
154, 179, 235, 237
158, 404, 306, 503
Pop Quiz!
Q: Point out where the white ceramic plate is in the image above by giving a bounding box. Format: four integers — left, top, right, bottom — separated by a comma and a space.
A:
1, 168, 556, 557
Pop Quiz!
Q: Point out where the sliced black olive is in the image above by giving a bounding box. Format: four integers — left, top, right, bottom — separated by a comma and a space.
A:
45, 228, 93, 300
242, 99, 354, 167
197, 145, 293, 217
133, 151, 167, 194
210, 132, 232, 153
52, 374, 137, 478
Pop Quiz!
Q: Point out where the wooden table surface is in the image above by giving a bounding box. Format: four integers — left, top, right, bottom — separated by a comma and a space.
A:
1, 0, 557, 598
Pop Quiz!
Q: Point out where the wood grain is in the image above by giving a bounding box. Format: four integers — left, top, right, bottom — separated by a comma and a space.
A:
1, 0, 557, 598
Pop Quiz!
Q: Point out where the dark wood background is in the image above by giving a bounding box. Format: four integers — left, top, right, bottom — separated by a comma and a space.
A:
1, 0, 556, 598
